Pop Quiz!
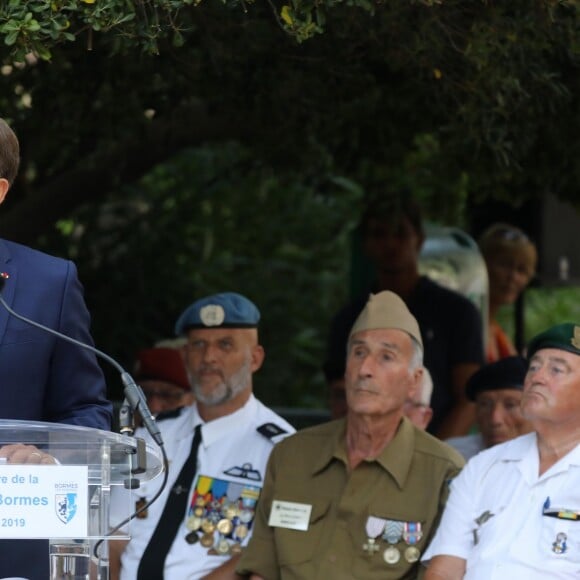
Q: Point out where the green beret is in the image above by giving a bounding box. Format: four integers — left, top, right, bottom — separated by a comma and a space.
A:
527, 323, 580, 359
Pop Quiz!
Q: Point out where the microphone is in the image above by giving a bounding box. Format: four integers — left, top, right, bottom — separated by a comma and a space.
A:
0, 273, 163, 447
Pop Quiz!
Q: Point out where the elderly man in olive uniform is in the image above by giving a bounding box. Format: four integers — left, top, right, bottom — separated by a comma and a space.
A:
237, 291, 464, 580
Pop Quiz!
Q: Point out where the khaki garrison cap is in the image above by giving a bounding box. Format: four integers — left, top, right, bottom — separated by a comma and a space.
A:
348, 291, 423, 349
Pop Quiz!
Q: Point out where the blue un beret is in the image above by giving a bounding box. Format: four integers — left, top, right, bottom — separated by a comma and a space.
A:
175, 292, 260, 335
466, 356, 527, 401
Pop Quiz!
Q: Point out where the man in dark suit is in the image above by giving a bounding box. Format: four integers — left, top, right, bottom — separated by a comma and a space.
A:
0, 117, 112, 578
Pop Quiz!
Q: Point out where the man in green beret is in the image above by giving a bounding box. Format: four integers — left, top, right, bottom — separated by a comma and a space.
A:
423, 322, 580, 579
237, 290, 464, 580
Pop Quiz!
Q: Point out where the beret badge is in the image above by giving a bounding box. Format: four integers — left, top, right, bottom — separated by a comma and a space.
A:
200, 304, 226, 327
571, 326, 580, 350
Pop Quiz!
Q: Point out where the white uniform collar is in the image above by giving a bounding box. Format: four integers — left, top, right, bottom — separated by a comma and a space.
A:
499, 432, 580, 483
190, 394, 258, 449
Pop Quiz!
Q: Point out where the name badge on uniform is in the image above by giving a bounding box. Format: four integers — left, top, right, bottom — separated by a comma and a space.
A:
268, 500, 312, 531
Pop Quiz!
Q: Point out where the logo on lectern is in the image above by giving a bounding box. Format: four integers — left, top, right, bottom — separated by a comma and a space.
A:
55, 493, 78, 524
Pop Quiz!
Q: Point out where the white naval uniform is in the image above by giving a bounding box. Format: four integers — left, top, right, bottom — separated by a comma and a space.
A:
110, 394, 295, 580
422, 432, 580, 579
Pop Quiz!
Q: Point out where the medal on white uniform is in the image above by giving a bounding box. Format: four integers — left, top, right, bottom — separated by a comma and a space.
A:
552, 532, 568, 554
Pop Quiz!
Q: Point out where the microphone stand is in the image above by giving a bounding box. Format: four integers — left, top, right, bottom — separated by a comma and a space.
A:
0, 273, 162, 447
0, 273, 170, 575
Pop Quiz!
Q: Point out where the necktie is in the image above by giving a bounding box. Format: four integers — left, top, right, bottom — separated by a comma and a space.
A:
137, 424, 202, 579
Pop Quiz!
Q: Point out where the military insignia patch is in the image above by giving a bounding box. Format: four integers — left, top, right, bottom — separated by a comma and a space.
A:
224, 463, 262, 481
257, 423, 288, 440
571, 326, 580, 350
200, 304, 225, 327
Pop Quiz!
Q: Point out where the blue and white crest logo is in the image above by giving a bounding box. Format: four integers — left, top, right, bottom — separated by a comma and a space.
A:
55, 493, 78, 524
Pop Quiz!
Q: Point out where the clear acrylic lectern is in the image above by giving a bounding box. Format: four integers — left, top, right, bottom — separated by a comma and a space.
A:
0, 419, 163, 580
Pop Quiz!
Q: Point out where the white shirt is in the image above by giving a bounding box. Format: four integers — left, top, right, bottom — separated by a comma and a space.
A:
422, 433, 580, 579
110, 395, 295, 580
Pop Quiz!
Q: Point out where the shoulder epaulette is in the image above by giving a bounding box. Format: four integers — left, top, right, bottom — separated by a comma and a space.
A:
257, 422, 289, 441
155, 406, 185, 422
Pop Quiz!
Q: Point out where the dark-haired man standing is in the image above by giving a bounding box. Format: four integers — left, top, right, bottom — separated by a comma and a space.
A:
324, 196, 484, 438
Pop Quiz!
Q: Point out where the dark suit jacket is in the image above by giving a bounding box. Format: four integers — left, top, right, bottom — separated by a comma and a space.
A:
0, 238, 112, 579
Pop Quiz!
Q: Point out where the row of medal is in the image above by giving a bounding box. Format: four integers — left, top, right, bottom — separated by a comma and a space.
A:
183, 475, 261, 556
363, 516, 423, 565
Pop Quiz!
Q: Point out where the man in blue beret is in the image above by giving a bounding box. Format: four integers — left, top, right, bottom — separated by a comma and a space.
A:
110, 292, 295, 580
446, 356, 531, 460
423, 323, 580, 579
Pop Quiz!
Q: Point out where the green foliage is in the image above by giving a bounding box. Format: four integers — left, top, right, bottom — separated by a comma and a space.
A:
3, 0, 580, 411
54, 143, 364, 406
497, 287, 580, 346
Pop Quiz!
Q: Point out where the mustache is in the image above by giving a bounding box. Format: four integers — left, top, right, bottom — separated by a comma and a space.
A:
352, 379, 379, 392
189, 365, 224, 383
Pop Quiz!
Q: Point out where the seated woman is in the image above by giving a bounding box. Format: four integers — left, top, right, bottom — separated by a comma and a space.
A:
478, 223, 537, 362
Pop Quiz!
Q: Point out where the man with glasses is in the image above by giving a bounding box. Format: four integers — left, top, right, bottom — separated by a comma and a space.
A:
134, 346, 194, 416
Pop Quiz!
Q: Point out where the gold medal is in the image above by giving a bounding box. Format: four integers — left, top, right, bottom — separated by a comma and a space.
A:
216, 518, 234, 536
383, 545, 400, 564
224, 504, 238, 520
230, 542, 243, 555
201, 519, 216, 534
194, 506, 204, 517
195, 496, 206, 507
234, 523, 249, 540
404, 546, 420, 563
216, 538, 231, 554
186, 516, 202, 531
200, 532, 215, 548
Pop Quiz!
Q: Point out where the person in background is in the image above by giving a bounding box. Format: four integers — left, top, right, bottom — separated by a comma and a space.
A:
478, 223, 537, 362
422, 323, 580, 578
404, 367, 434, 431
109, 292, 295, 580
324, 195, 484, 439
446, 356, 531, 460
0, 118, 112, 579
331, 366, 434, 430
238, 291, 463, 580
135, 346, 194, 416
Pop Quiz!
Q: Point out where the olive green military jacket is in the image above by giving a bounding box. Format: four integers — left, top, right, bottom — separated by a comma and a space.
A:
237, 417, 464, 580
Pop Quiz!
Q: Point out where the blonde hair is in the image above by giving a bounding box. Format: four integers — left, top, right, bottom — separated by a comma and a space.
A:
478, 222, 537, 278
